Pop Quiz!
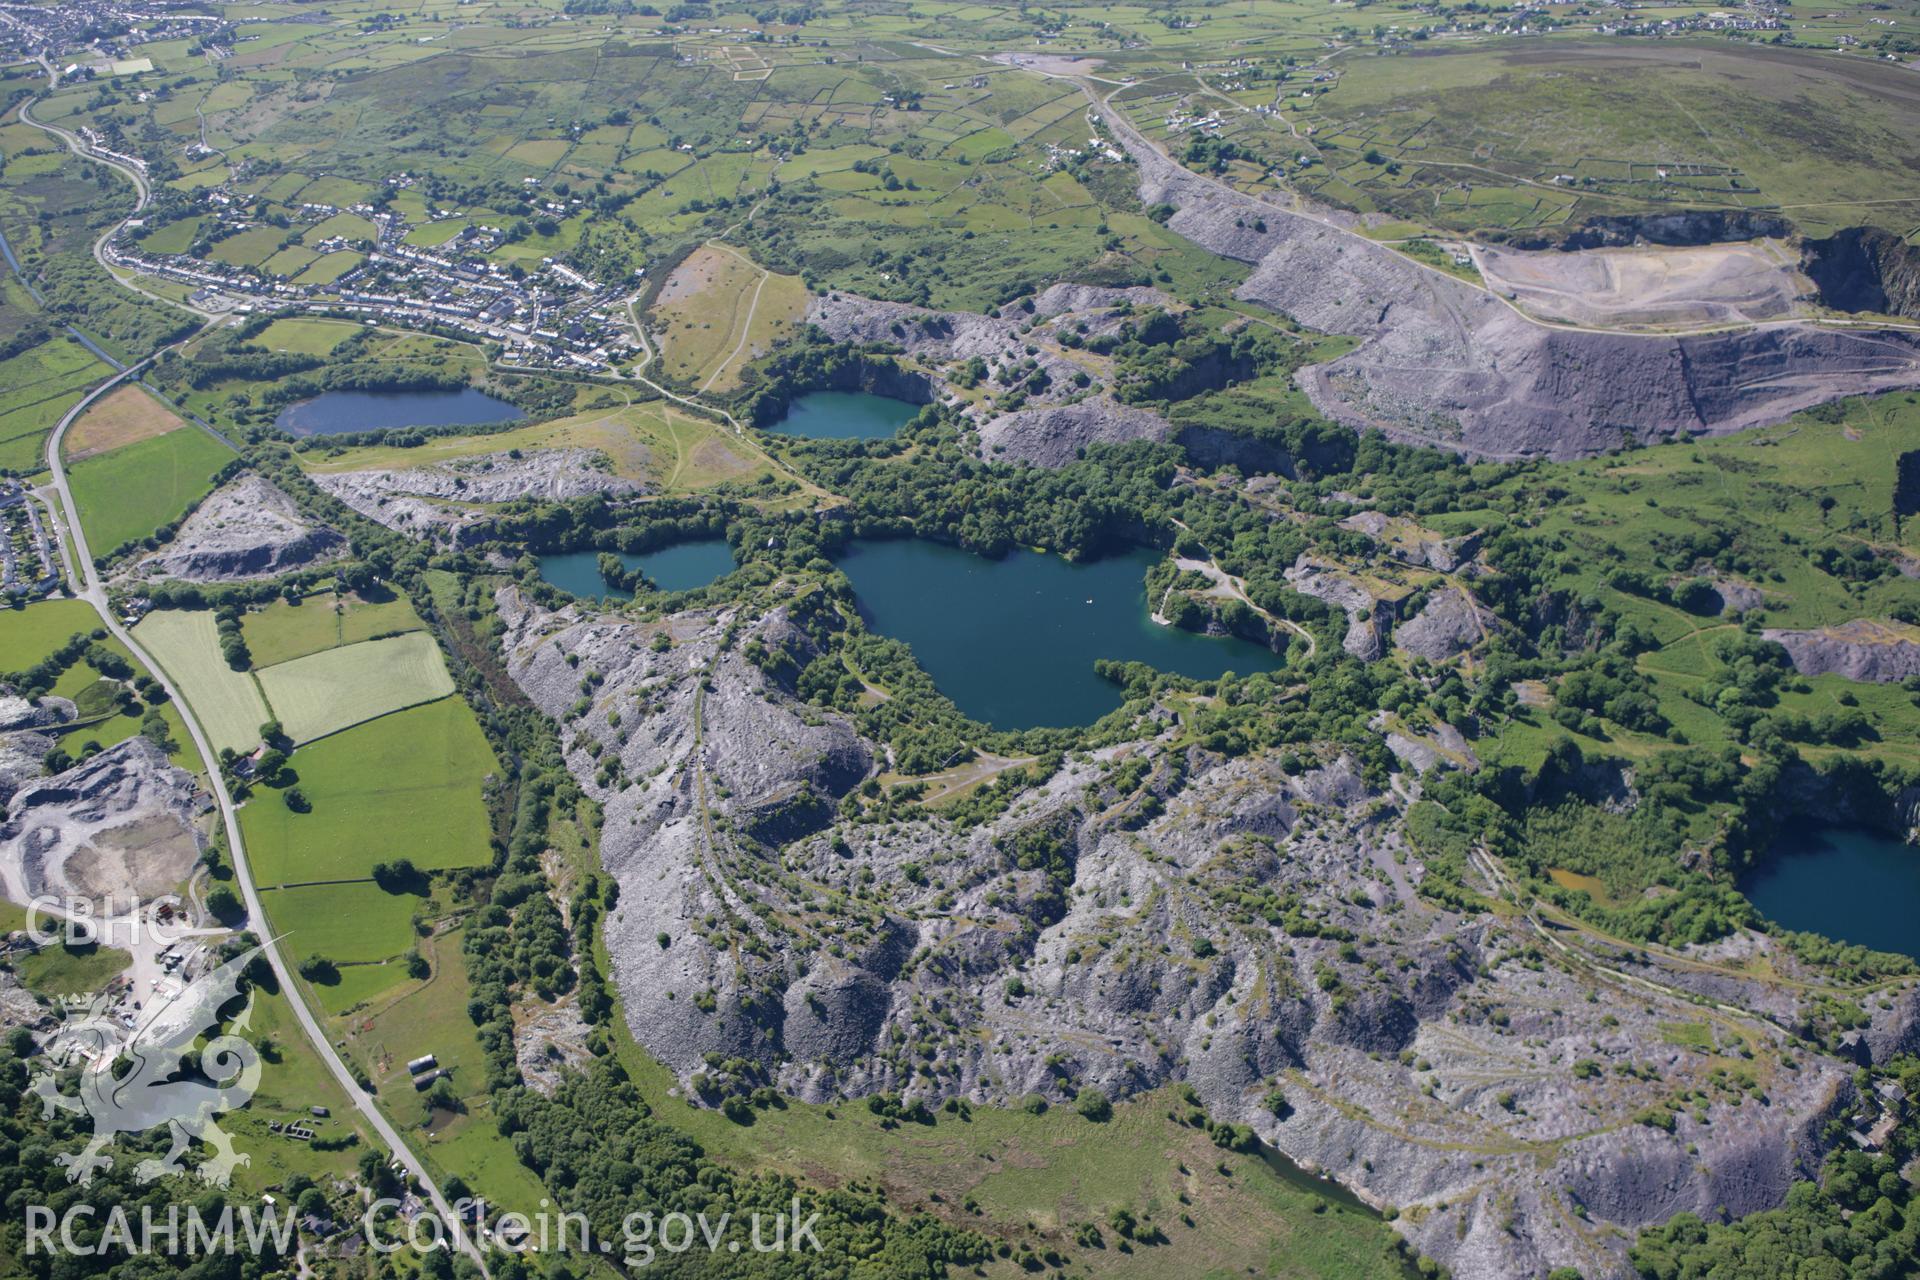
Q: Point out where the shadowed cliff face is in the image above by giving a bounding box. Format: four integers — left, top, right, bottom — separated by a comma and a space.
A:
1112, 119, 1920, 458
1897, 451, 1920, 519
1506, 209, 1793, 251
1804, 227, 1920, 320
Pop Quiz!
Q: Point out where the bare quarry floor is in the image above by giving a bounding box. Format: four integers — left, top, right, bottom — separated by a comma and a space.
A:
1472, 239, 1812, 330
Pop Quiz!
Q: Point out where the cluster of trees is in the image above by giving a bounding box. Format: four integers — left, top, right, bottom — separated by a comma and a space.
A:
213, 602, 250, 671
0, 1026, 311, 1278
1553, 652, 1667, 736
494, 1062, 990, 1276
1092, 309, 1281, 406
1181, 135, 1250, 174
1631, 1095, 1920, 1280
3, 628, 104, 698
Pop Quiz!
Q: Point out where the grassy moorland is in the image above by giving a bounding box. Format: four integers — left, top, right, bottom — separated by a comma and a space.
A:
1146, 38, 1920, 240
649, 244, 810, 391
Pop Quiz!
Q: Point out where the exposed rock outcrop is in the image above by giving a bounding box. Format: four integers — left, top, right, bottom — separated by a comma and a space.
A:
806, 292, 1173, 465
314, 448, 642, 545
1763, 619, 1920, 683
1394, 587, 1496, 662
0, 696, 74, 734
124, 474, 344, 583
1029, 282, 1171, 318
1109, 112, 1920, 458
977, 398, 1170, 466
1338, 511, 1482, 572
1803, 226, 1920, 320
0, 731, 52, 806
515, 1001, 594, 1097
0, 737, 205, 908
1285, 557, 1392, 659
1521, 209, 1793, 251
499, 586, 1896, 1278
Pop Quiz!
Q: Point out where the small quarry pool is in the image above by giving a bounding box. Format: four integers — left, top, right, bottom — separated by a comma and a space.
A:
835, 539, 1284, 730
765, 390, 920, 439
1743, 823, 1920, 960
537, 541, 737, 600
275, 387, 521, 437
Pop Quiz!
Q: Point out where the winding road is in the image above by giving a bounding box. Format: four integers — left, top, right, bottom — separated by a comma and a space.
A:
13, 76, 485, 1272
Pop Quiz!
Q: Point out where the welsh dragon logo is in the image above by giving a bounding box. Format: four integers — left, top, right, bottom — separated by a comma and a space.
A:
29, 945, 264, 1187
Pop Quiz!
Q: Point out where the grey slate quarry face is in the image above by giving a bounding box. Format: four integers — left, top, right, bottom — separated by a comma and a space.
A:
0, 736, 206, 908
497, 584, 1919, 1280
313, 448, 643, 546
804, 290, 1177, 467
123, 474, 344, 584
1108, 111, 1920, 460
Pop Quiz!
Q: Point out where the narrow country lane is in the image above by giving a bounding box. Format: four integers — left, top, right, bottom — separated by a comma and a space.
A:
17, 75, 489, 1273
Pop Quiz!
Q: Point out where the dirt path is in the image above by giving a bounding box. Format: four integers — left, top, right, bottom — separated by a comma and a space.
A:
697, 242, 771, 394
1166, 521, 1318, 659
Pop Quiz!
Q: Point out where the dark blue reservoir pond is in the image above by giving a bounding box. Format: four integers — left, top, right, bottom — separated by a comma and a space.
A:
537, 540, 736, 600
1743, 824, 1920, 960
765, 391, 919, 440
275, 388, 521, 437
834, 539, 1284, 730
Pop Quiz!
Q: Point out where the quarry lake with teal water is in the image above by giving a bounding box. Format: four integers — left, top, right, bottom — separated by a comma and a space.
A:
834, 539, 1284, 729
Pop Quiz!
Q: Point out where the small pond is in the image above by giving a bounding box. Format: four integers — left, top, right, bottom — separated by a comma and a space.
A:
537, 540, 736, 600
765, 391, 920, 440
275, 387, 521, 437
834, 539, 1284, 730
1743, 823, 1920, 960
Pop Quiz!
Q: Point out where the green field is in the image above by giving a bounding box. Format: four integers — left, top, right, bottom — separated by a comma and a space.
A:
0, 596, 98, 659
259, 878, 422, 969
2, 598, 200, 770
134, 609, 271, 756
252, 318, 358, 357
238, 695, 497, 886
222, 989, 370, 1192
67, 424, 234, 557
15, 940, 131, 998
241, 590, 427, 667
254, 631, 456, 743
0, 335, 111, 473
